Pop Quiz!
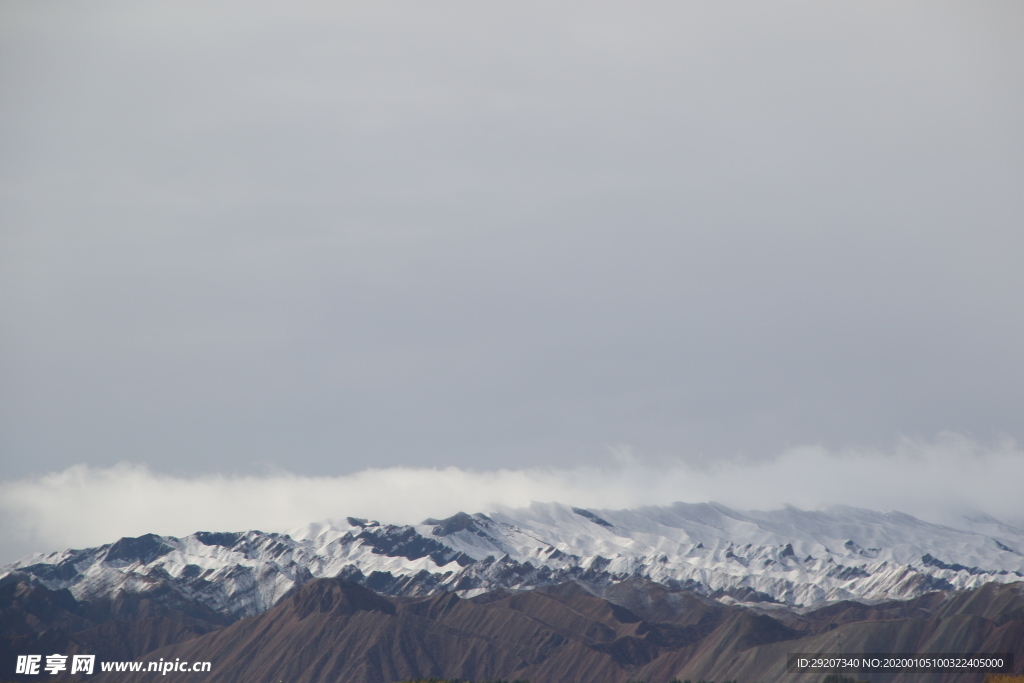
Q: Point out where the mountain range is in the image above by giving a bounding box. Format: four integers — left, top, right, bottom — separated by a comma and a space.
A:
4, 502, 1023, 617
3, 502, 1023, 682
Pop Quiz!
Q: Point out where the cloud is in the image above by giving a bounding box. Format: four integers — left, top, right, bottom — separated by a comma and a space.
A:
2, 433, 1021, 564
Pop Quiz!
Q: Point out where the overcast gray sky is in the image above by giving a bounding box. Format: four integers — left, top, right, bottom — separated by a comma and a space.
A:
2, 2, 1023, 497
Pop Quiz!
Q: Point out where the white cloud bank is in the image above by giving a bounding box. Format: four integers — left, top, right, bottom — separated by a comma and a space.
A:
2, 433, 1022, 564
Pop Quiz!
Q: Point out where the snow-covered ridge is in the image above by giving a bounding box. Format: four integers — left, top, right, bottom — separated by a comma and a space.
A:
3, 502, 1023, 619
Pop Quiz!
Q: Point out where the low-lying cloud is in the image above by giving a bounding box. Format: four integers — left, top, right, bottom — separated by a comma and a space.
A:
2, 433, 1022, 565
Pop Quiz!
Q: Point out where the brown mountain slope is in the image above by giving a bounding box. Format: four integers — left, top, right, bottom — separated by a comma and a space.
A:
661, 582, 1024, 683
7, 576, 1022, 683
0, 579, 229, 680
95, 578, 1024, 683
103, 578, 664, 683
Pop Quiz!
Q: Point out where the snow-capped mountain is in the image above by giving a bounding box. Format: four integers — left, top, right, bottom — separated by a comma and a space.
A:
3, 502, 1022, 620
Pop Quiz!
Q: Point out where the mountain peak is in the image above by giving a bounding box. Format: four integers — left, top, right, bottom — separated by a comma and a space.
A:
4, 502, 1024, 622
291, 577, 396, 618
